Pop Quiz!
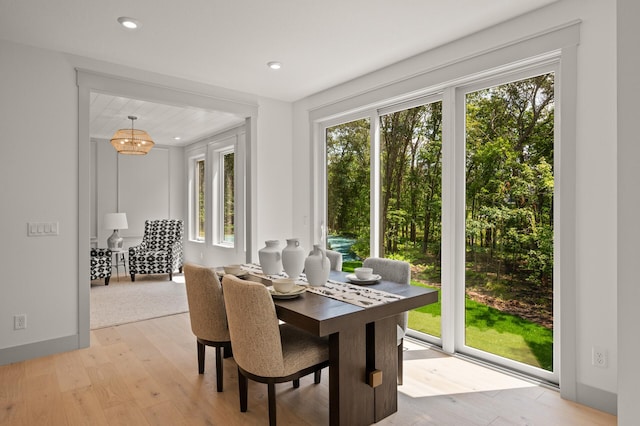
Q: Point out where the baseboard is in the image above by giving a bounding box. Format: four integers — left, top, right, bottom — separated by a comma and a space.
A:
0, 334, 83, 366
576, 382, 617, 415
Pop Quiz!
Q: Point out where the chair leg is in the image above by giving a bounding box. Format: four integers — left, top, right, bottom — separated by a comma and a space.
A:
398, 339, 403, 386
215, 346, 223, 392
105, 276, 110, 286
238, 368, 248, 412
169, 272, 173, 280
293, 379, 300, 388
267, 383, 277, 426
197, 341, 205, 374
314, 369, 321, 384
224, 345, 233, 359
130, 274, 135, 282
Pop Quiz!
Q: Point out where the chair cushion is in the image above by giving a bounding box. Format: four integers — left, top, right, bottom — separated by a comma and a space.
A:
280, 324, 329, 377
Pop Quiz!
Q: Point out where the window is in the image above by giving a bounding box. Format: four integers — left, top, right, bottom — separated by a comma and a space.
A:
189, 155, 206, 242
221, 150, 235, 244
321, 64, 558, 384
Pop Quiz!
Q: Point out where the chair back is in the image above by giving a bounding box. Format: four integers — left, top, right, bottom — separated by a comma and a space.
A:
142, 219, 183, 250
363, 257, 410, 334
222, 275, 286, 377
326, 249, 343, 271
183, 264, 230, 342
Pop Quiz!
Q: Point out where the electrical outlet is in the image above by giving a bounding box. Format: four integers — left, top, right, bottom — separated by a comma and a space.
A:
14, 314, 27, 330
592, 346, 607, 368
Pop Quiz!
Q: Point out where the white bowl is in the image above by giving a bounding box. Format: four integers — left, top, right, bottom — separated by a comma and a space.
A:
224, 264, 243, 275
354, 267, 374, 280
273, 278, 295, 293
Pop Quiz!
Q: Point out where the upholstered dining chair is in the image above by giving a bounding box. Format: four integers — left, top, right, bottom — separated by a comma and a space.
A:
221, 275, 329, 426
362, 257, 411, 385
129, 219, 184, 281
183, 263, 232, 392
326, 249, 343, 271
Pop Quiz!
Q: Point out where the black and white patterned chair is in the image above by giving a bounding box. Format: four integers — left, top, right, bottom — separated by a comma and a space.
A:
91, 248, 112, 285
129, 219, 184, 281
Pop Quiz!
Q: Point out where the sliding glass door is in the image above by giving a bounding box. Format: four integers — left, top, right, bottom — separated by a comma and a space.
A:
320, 65, 558, 382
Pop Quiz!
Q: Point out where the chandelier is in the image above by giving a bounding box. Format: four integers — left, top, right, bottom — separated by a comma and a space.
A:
110, 115, 155, 155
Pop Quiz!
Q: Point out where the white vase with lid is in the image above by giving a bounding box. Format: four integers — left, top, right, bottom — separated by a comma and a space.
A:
282, 238, 305, 279
304, 244, 330, 286
259, 240, 282, 275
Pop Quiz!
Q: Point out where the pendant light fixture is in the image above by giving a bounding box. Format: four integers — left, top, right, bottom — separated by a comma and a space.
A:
110, 115, 155, 155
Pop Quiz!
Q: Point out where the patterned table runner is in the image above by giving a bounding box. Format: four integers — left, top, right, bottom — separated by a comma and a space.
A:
240, 263, 405, 308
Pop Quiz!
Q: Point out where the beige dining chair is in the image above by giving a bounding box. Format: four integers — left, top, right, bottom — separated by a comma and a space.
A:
362, 257, 411, 385
221, 274, 329, 426
183, 263, 232, 392
326, 249, 343, 271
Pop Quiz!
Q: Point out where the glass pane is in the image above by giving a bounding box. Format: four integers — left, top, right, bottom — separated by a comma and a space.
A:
380, 102, 443, 338
197, 159, 205, 240
464, 73, 554, 371
326, 119, 370, 269
223, 152, 234, 244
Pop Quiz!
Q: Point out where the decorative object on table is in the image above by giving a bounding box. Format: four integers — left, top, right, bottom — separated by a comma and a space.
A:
281, 237, 305, 279
354, 267, 374, 280
304, 244, 330, 286
272, 278, 295, 293
258, 240, 283, 275
223, 264, 245, 276
363, 257, 411, 385
183, 263, 232, 392
104, 212, 128, 250
129, 219, 184, 281
267, 284, 307, 299
90, 248, 112, 285
345, 272, 382, 285
221, 275, 328, 426
110, 115, 155, 155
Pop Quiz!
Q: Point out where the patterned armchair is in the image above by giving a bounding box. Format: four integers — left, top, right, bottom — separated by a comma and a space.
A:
91, 248, 112, 285
129, 219, 184, 281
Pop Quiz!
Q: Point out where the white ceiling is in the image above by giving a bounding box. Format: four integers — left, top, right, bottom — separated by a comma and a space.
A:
0, 0, 557, 145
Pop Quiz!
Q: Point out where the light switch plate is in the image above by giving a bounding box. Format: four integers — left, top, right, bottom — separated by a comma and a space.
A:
27, 222, 59, 236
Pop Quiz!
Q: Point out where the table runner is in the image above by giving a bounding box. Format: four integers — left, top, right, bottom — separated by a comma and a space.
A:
240, 263, 405, 308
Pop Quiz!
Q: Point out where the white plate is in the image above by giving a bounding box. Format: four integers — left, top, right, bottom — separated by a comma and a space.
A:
267, 284, 307, 299
346, 273, 382, 285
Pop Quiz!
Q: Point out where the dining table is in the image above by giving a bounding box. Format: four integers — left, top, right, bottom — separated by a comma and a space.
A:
245, 268, 438, 426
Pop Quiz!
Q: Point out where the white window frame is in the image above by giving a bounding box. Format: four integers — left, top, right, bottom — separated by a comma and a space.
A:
187, 150, 206, 243
316, 56, 564, 385
209, 136, 237, 248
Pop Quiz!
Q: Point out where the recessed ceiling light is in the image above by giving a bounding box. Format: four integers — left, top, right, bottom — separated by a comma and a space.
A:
117, 17, 141, 30
173, 136, 181, 141
267, 61, 282, 70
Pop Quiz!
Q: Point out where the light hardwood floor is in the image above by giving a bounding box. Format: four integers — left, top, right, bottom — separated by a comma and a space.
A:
1, 313, 616, 425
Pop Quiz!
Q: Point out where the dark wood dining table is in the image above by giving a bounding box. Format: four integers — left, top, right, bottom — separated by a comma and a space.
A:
250, 270, 438, 426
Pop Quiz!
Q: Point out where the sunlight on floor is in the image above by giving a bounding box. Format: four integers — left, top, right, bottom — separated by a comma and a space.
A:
399, 338, 538, 399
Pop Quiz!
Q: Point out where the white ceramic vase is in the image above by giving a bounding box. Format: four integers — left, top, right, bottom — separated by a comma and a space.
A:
282, 238, 305, 279
305, 244, 330, 286
259, 240, 282, 275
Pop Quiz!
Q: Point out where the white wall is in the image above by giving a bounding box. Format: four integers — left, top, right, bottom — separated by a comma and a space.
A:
0, 40, 80, 352
92, 139, 185, 251
292, 0, 618, 413
617, 0, 639, 423
0, 39, 294, 363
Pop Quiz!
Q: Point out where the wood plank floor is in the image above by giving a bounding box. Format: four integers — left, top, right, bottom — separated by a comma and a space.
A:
1, 313, 616, 425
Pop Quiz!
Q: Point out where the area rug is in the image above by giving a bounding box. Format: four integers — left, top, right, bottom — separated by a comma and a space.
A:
90, 273, 188, 329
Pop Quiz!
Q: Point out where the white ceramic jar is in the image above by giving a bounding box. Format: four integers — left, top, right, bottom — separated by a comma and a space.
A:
304, 244, 330, 286
259, 240, 283, 275
282, 238, 305, 279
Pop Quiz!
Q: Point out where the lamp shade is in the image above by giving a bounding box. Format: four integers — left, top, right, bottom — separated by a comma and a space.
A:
104, 213, 128, 230
110, 116, 154, 155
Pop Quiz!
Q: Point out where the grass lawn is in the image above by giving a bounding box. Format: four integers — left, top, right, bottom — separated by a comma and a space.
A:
408, 282, 553, 371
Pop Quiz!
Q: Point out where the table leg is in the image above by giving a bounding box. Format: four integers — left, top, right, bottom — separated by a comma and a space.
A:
328, 315, 398, 426
329, 327, 374, 426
